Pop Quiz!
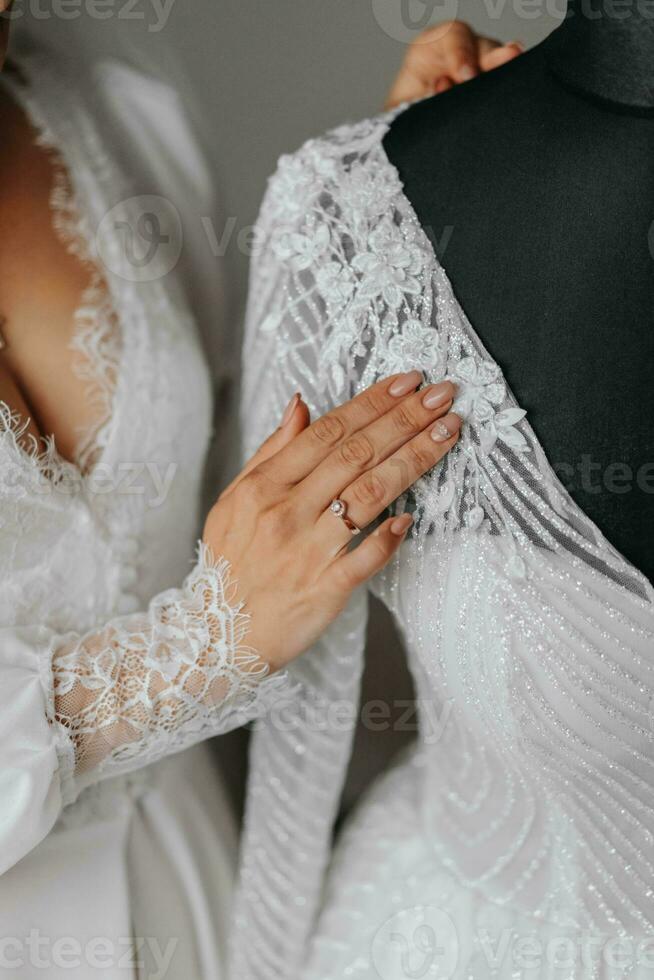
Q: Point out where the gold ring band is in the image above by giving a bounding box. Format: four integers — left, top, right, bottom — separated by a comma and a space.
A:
329, 498, 361, 536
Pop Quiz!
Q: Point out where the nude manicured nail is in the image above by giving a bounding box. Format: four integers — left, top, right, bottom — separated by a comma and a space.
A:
431, 414, 462, 443
281, 393, 300, 427
458, 64, 476, 82
388, 371, 423, 397
390, 514, 413, 536
422, 382, 453, 410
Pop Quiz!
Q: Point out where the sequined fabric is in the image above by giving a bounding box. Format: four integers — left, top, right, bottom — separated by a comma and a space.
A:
233, 112, 654, 979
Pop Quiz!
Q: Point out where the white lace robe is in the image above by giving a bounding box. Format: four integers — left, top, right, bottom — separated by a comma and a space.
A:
232, 114, 654, 979
0, 42, 283, 979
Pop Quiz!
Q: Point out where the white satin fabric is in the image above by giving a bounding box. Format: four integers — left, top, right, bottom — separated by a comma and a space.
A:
0, 40, 241, 979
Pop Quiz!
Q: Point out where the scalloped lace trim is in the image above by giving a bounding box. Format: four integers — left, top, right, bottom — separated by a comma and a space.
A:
52, 542, 288, 791
0, 400, 78, 489
47, 159, 122, 475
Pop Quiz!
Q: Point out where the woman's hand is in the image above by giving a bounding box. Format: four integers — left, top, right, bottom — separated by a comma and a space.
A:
386, 20, 524, 109
204, 372, 461, 673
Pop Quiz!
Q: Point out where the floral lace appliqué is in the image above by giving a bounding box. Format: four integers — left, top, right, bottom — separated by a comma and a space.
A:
256, 121, 535, 553
52, 544, 284, 792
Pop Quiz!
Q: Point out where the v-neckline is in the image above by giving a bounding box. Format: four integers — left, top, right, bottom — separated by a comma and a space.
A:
0, 60, 124, 489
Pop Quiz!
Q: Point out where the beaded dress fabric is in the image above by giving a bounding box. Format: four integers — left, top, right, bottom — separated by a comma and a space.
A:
233, 113, 654, 980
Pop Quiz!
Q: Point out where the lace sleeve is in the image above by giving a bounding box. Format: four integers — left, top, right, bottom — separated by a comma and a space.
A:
52, 544, 288, 801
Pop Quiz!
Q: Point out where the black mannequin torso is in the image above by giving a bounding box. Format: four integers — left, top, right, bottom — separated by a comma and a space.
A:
383, 2, 654, 583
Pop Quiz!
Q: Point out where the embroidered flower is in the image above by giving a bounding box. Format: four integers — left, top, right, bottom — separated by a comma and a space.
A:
269, 154, 322, 221
352, 219, 425, 309
316, 261, 356, 310
384, 319, 442, 374
273, 222, 331, 272
338, 164, 401, 222
304, 143, 339, 182
320, 313, 362, 388
452, 357, 506, 424
480, 407, 530, 454
448, 358, 529, 454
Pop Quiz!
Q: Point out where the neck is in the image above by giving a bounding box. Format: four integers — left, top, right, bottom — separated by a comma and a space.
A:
544, 0, 654, 110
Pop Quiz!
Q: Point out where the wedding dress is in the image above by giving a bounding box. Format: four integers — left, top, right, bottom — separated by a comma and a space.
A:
233, 111, 654, 980
0, 40, 286, 979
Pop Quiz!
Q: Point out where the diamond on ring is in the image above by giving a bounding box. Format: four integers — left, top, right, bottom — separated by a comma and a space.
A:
329, 498, 361, 536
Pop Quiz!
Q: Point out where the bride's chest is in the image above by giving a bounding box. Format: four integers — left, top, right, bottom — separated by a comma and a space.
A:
0, 201, 213, 635
0, 67, 215, 633
0, 187, 213, 633
0, 314, 212, 634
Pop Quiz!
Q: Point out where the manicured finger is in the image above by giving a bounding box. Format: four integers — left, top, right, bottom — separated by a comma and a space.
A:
435, 38, 501, 92
435, 76, 454, 95
258, 371, 423, 485
414, 21, 480, 83
317, 412, 462, 552
385, 20, 482, 109
325, 514, 414, 594
477, 36, 504, 60
480, 41, 524, 72
300, 380, 456, 514
222, 393, 310, 497
385, 69, 433, 109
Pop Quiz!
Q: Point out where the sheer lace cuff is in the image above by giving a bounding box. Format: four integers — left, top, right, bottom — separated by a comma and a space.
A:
52, 543, 289, 798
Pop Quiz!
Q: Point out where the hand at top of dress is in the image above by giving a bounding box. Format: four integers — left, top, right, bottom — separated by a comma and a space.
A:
386, 20, 523, 109
203, 370, 461, 673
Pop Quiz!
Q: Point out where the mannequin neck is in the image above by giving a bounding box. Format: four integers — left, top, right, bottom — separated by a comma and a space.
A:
543, 0, 654, 110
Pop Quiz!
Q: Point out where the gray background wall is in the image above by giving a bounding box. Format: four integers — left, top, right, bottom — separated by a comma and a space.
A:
13, 0, 563, 806
18, 0, 563, 302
